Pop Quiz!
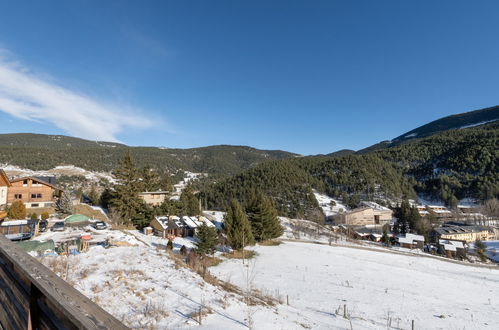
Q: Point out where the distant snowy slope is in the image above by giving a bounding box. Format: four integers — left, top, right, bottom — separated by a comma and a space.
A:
392, 105, 499, 143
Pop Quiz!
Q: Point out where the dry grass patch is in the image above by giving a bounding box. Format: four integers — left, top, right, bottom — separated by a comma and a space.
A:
223, 249, 257, 260
74, 204, 108, 221
259, 240, 282, 246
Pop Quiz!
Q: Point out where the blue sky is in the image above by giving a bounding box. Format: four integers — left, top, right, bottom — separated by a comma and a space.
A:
0, 1, 498, 155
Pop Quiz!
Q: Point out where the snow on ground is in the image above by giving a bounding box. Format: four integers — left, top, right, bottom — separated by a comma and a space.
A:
173, 172, 207, 193
1, 164, 115, 183
313, 191, 347, 217
212, 241, 499, 330
39, 231, 319, 329
459, 119, 498, 129
484, 241, 499, 263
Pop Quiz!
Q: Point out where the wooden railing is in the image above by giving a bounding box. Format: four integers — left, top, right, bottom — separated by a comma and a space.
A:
0, 235, 128, 329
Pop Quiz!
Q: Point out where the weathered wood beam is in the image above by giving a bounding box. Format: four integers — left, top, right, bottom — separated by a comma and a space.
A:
0, 235, 128, 329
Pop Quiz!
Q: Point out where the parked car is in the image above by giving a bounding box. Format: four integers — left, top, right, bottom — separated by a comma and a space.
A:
51, 221, 65, 232
38, 220, 48, 232
92, 221, 107, 230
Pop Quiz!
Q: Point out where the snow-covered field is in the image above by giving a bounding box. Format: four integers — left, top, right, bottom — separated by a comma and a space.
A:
36, 224, 499, 329
212, 241, 499, 330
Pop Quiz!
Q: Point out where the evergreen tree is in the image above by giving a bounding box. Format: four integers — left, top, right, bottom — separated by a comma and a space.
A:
195, 223, 219, 255
408, 206, 422, 231
160, 174, 174, 192
224, 199, 254, 250
141, 164, 161, 191
474, 239, 487, 262
166, 240, 173, 250
56, 192, 74, 216
110, 152, 145, 226
88, 185, 100, 206
394, 200, 411, 234
8, 201, 26, 219
180, 186, 201, 216
246, 190, 283, 241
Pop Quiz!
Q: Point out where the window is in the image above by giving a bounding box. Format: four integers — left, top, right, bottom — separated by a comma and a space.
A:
14, 194, 22, 199
23, 179, 28, 187
31, 203, 39, 208
31, 193, 43, 199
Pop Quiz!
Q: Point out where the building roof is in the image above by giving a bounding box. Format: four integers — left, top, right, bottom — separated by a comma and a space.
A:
154, 216, 181, 230
433, 225, 490, 235
139, 191, 170, 195
397, 233, 424, 244
0, 170, 12, 187
182, 216, 198, 229
10, 176, 63, 191
439, 239, 464, 249
360, 201, 391, 211
64, 214, 91, 223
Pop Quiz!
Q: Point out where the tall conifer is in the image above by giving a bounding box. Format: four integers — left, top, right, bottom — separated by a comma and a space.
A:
224, 199, 254, 250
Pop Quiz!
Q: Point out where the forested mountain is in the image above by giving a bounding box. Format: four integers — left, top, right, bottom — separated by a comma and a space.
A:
359, 105, 499, 153
376, 121, 498, 203
200, 120, 498, 217
392, 105, 498, 143
0, 133, 297, 175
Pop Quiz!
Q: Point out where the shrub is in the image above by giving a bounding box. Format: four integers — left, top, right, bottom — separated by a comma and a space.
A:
41, 212, 50, 220
30, 213, 38, 220
8, 201, 26, 220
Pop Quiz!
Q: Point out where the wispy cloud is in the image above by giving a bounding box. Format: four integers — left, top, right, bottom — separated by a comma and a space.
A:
0, 50, 157, 142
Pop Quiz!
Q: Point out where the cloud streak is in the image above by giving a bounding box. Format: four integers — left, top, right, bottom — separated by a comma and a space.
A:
0, 51, 156, 142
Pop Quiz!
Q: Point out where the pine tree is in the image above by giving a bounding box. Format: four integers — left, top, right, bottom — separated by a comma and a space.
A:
110, 152, 144, 226
160, 174, 174, 192
166, 240, 174, 250
224, 199, 254, 250
180, 186, 201, 216
195, 223, 219, 255
56, 192, 74, 216
141, 164, 161, 191
88, 185, 100, 206
246, 190, 283, 241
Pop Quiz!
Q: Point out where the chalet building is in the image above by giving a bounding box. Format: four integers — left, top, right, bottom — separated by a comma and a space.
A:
397, 233, 425, 249
138, 191, 170, 206
150, 216, 184, 238
438, 239, 466, 259
0, 170, 11, 210
430, 224, 494, 243
336, 206, 392, 226
149, 215, 216, 238
7, 177, 63, 208
416, 205, 452, 218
